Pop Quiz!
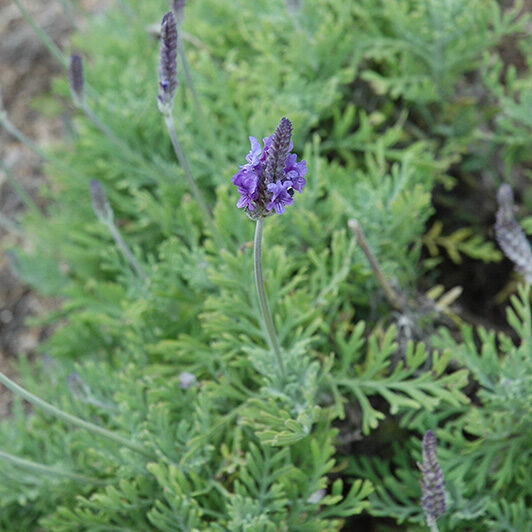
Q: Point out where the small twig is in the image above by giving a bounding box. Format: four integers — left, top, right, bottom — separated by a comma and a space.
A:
348, 218, 404, 311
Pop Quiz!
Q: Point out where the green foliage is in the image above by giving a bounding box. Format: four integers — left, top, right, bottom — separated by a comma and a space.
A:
349, 287, 532, 531
1, 0, 531, 530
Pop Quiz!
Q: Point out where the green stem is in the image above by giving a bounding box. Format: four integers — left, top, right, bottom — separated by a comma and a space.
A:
0, 211, 23, 235
176, 30, 225, 168
107, 221, 146, 280
429, 522, 439, 532
163, 113, 224, 249
0, 450, 106, 485
78, 102, 173, 186
0, 115, 83, 179
1, 116, 51, 163
81, 103, 128, 151
0, 159, 44, 218
253, 218, 285, 379
13, 0, 68, 69
0, 371, 154, 459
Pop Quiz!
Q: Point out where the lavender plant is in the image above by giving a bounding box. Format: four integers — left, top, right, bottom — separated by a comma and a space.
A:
231, 117, 307, 379
1, 0, 531, 530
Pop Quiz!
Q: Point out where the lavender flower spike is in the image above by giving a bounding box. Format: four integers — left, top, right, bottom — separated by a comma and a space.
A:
263, 117, 293, 183
90, 180, 113, 224
68, 53, 85, 107
418, 430, 446, 528
495, 184, 532, 284
157, 12, 178, 115
231, 117, 307, 219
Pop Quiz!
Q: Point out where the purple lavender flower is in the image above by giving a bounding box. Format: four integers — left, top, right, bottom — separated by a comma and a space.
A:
68, 53, 85, 106
267, 180, 294, 214
285, 153, 307, 193
495, 184, 532, 284
418, 430, 446, 527
231, 118, 307, 219
157, 12, 178, 114
235, 172, 259, 211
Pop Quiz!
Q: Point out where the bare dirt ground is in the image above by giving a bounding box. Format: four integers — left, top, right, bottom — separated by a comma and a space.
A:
0, 0, 106, 417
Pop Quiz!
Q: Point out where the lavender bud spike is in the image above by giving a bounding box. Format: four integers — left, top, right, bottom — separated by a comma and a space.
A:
418, 430, 446, 527
495, 184, 532, 284
157, 12, 178, 115
90, 180, 114, 224
68, 54, 85, 107
264, 117, 293, 184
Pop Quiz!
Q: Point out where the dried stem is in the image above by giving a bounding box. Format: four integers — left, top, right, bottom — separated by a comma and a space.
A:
348, 218, 404, 311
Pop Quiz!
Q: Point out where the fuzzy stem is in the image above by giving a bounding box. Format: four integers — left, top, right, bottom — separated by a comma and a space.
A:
81, 103, 128, 150
254, 218, 286, 379
0, 115, 84, 179
12, 0, 97, 100
13, 0, 68, 69
175, 31, 225, 168
0, 371, 154, 459
0, 159, 44, 218
163, 113, 224, 249
0, 450, 106, 485
0, 211, 23, 235
0, 116, 52, 163
177, 36, 197, 106
429, 522, 439, 532
348, 219, 404, 311
106, 221, 146, 280
78, 103, 174, 186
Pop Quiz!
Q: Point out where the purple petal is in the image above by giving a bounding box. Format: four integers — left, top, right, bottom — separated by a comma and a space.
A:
246, 136, 262, 166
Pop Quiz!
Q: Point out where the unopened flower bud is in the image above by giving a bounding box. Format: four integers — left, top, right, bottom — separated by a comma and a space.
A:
263, 117, 293, 184
157, 12, 178, 114
68, 54, 85, 107
90, 180, 113, 223
418, 430, 446, 526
